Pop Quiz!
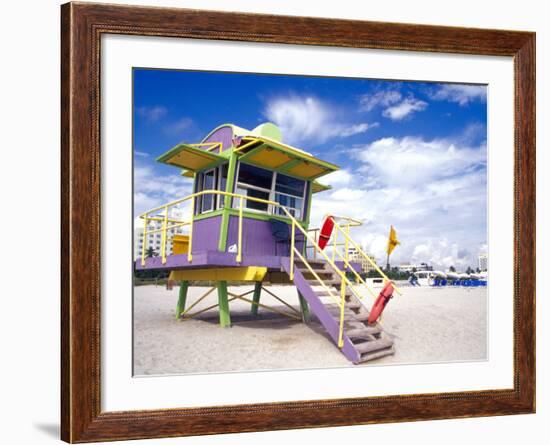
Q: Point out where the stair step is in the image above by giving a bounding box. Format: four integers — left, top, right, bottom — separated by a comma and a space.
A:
346, 326, 382, 338
345, 300, 363, 310
297, 258, 327, 264
299, 270, 334, 278
347, 310, 370, 322
308, 279, 342, 286
295, 260, 327, 269
354, 337, 394, 355
315, 289, 352, 297
357, 346, 395, 363
296, 263, 328, 269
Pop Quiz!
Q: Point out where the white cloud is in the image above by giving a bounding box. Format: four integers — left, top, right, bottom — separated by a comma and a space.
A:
263, 95, 373, 144
354, 136, 486, 186
382, 97, 428, 120
359, 89, 427, 121
308, 134, 487, 271
322, 169, 353, 187
133, 163, 193, 218
359, 90, 402, 111
137, 105, 167, 122
430, 84, 487, 106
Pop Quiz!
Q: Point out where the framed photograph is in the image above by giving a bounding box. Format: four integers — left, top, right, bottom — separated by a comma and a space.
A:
61, 2, 535, 442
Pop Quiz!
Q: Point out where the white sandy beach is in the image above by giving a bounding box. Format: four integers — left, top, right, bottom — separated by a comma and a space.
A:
133, 283, 487, 375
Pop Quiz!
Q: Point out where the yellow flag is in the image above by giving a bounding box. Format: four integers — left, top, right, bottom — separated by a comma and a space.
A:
386, 225, 400, 256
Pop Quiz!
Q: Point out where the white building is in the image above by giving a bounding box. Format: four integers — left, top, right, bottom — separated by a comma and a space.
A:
478, 253, 488, 272
134, 220, 186, 259
347, 247, 378, 274
397, 263, 432, 273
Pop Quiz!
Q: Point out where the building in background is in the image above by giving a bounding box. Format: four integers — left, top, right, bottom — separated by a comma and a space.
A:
347, 247, 377, 274
134, 221, 186, 259
478, 253, 488, 271
397, 263, 433, 273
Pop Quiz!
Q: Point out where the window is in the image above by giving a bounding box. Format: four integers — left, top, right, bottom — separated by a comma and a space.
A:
234, 162, 306, 219
273, 173, 305, 219
200, 169, 216, 213
195, 164, 229, 214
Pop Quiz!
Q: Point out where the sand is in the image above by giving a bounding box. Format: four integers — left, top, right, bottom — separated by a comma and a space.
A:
133, 283, 487, 375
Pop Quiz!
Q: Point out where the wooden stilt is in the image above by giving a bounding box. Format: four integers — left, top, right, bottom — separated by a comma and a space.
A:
217, 281, 231, 328
251, 281, 262, 315
298, 290, 310, 322
175, 281, 189, 319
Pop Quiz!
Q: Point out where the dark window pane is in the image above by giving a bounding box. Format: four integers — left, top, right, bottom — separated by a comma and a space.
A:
275, 173, 305, 197
238, 163, 273, 190
203, 170, 215, 189
201, 170, 216, 212
235, 186, 269, 211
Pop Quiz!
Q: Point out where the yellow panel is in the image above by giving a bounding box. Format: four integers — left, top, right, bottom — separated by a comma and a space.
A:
168, 150, 216, 170
172, 235, 189, 255
287, 162, 327, 179
246, 147, 293, 168
311, 181, 331, 193
169, 267, 267, 282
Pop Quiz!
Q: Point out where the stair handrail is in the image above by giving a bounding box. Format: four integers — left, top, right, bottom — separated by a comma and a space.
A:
283, 210, 381, 348
330, 246, 378, 301
291, 247, 342, 308
332, 220, 403, 296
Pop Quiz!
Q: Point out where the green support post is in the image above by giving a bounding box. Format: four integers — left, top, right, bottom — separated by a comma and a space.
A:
251, 281, 262, 315
175, 281, 189, 319
217, 281, 231, 328
218, 153, 238, 252
298, 291, 310, 322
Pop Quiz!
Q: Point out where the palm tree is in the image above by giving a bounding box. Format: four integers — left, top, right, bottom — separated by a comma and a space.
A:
145, 247, 157, 258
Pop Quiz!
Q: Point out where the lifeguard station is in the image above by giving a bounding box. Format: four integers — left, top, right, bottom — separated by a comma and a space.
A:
136, 122, 401, 363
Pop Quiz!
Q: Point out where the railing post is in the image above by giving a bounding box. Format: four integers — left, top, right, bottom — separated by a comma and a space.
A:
338, 279, 345, 348
314, 229, 318, 260
344, 224, 350, 270
187, 196, 194, 263
160, 206, 168, 264
237, 196, 243, 263
332, 223, 337, 263
141, 213, 148, 266
290, 220, 295, 280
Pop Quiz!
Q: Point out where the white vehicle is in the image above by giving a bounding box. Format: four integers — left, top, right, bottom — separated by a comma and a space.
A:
412, 270, 446, 286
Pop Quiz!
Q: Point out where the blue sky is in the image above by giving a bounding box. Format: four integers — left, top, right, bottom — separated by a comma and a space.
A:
134, 68, 487, 271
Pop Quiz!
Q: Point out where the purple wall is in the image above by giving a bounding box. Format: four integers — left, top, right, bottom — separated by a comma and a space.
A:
202, 126, 234, 152
191, 216, 222, 253
225, 215, 305, 256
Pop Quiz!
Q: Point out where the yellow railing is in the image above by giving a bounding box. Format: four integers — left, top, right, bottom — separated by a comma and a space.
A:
331, 219, 402, 296
284, 212, 391, 348
138, 190, 394, 348
139, 190, 283, 266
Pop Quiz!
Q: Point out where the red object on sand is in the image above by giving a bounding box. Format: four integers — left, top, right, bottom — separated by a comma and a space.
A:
368, 281, 394, 324
318, 215, 335, 250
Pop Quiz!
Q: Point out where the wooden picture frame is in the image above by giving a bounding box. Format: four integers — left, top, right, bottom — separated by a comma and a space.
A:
61, 2, 535, 442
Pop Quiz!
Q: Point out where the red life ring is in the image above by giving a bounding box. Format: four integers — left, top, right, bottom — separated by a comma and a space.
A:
368, 281, 394, 324
318, 215, 335, 250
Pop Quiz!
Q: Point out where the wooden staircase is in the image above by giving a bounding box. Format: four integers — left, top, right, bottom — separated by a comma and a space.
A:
281, 257, 395, 364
